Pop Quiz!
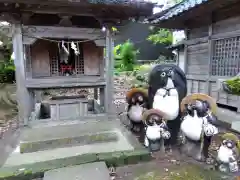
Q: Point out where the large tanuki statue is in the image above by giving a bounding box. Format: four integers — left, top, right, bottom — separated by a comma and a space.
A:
179, 93, 219, 162
145, 64, 187, 150
142, 109, 171, 152
126, 88, 148, 132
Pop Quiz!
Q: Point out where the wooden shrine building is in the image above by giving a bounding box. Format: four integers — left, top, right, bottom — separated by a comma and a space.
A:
145, 0, 240, 115
0, 0, 153, 125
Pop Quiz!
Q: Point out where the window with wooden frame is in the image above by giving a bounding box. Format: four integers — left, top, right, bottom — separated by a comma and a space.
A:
212, 37, 240, 76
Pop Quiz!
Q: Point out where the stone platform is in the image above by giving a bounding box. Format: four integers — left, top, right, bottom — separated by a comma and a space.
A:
0, 119, 150, 180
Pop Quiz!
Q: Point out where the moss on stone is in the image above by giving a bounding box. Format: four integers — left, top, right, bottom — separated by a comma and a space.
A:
135, 164, 222, 180
123, 149, 151, 165
0, 149, 151, 180
0, 154, 98, 180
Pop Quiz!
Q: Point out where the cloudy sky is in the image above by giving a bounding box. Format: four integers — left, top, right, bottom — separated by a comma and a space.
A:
150, 0, 175, 14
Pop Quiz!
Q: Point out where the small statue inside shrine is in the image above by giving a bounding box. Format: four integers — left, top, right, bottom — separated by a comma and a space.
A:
142, 109, 171, 152
58, 40, 80, 76
126, 88, 148, 133
216, 133, 240, 173
179, 93, 219, 161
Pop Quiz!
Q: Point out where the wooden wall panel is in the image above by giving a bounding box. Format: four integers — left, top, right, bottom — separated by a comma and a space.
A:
188, 26, 208, 39
213, 16, 240, 35
31, 40, 51, 78
187, 79, 207, 94
186, 43, 209, 75
83, 41, 102, 75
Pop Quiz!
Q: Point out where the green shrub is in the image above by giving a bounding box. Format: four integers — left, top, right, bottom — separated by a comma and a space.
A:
114, 40, 139, 72
120, 40, 138, 71
114, 44, 122, 61
224, 77, 240, 95
0, 58, 15, 83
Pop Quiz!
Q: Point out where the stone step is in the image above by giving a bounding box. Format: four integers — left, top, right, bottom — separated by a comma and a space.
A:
20, 131, 118, 153
3, 129, 134, 167
216, 107, 240, 132
21, 119, 119, 143
43, 162, 111, 180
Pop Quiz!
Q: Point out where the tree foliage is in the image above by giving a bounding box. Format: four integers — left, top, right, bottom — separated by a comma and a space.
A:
0, 23, 15, 83
147, 28, 173, 45
147, 0, 183, 45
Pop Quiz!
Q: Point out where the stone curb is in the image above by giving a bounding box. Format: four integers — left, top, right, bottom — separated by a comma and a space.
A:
0, 149, 151, 180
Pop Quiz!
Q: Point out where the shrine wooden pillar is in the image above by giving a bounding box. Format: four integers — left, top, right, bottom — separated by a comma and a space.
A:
105, 28, 115, 118
12, 23, 33, 125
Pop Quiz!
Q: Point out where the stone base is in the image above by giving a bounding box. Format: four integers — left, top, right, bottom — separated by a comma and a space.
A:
180, 140, 204, 161
43, 162, 110, 180
0, 120, 151, 180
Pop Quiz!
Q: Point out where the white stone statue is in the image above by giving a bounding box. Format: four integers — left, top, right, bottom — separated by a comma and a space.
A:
216, 133, 240, 173
142, 109, 171, 152
179, 93, 219, 162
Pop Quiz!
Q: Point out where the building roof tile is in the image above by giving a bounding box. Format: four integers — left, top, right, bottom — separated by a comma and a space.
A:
146, 0, 208, 24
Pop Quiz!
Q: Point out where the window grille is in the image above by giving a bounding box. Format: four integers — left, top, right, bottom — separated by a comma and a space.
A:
50, 50, 59, 76
212, 37, 240, 76
75, 54, 84, 74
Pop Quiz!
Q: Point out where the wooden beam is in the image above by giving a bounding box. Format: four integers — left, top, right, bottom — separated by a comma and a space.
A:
12, 23, 33, 125
22, 25, 104, 40
184, 37, 208, 46
183, 28, 240, 45
183, 28, 188, 74
0, 0, 89, 6
21, 12, 33, 24
105, 28, 115, 118
207, 21, 213, 95
21, 6, 99, 17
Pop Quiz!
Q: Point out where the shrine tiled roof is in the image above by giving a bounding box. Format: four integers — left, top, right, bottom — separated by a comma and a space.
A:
146, 0, 209, 24
87, 0, 152, 5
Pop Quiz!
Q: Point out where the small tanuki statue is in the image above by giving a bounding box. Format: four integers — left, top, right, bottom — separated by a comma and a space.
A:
126, 88, 148, 132
216, 133, 240, 173
179, 93, 219, 162
144, 64, 187, 151
142, 109, 171, 152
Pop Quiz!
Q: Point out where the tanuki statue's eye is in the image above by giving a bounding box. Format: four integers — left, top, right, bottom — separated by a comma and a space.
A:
146, 117, 154, 126
161, 72, 166, 77
155, 118, 162, 125
138, 96, 143, 102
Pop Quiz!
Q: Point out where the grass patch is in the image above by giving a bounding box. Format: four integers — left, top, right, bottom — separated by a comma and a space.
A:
134, 165, 222, 180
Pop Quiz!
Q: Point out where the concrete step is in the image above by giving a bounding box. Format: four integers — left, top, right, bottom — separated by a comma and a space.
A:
43, 162, 111, 180
20, 131, 118, 153
216, 107, 240, 133
3, 129, 134, 167
21, 119, 119, 142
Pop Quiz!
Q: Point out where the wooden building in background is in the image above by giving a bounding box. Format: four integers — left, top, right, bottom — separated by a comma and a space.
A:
145, 0, 240, 129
